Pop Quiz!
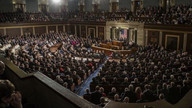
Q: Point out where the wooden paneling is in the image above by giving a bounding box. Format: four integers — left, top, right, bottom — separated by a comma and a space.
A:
187, 34, 192, 53
98, 27, 104, 40
0, 29, 4, 35
148, 31, 160, 44
48, 26, 56, 33
145, 24, 192, 33
35, 26, 46, 35
65, 25, 70, 33
6, 28, 21, 36
23, 27, 33, 35
58, 26, 63, 33
76, 25, 80, 37
162, 32, 184, 50
70, 25, 75, 35
81, 26, 86, 37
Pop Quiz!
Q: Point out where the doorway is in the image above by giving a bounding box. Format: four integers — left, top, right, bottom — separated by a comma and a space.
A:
88, 28, 95, 39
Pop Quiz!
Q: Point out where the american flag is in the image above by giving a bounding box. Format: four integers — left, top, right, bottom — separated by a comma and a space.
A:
120, 29, 127, 39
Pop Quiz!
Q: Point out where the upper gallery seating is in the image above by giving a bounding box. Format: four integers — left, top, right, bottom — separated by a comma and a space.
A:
0, 4, 191, 24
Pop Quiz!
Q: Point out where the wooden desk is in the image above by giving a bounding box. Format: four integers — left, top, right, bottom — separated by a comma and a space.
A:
100, 43, 119, 49
92, 45, 137, 56
100, 43, 110, 49
50, 43, 62, 52
112, 40, 123, 47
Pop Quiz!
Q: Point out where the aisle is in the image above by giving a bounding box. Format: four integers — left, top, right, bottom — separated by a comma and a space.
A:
76, 57, 108, 96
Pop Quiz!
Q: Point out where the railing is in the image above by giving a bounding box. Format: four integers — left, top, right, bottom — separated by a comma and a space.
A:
0, 56, 99, 108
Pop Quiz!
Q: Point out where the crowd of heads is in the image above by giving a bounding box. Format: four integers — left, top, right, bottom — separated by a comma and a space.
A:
90, 43, 192, 104
0, 33, 105, 91
130, 5, 192, 24
0, 32, 192, 106
0, 12, 50, 23
0, 4, 191, 25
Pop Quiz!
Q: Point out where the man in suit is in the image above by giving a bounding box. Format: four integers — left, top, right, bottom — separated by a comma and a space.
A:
91, 86, 102, 105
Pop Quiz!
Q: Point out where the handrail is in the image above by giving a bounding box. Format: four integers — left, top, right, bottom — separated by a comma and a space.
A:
0, 56, 99, 108
0, 57, 34, 78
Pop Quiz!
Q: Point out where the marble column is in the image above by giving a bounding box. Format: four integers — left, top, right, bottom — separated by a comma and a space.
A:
33, 27, 35, 35
79, 25, 81, 37
159, 31, 163, 46
75, 25, 77, 35
21, 27, 23, 35
63, 25, 65, 32
145, 30, 148, 46
4, 28, 6, 35
46, 26, 48, 33
96, 26, 98, 38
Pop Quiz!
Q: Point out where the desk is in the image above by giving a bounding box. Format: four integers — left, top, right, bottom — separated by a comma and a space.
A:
112, 40, 123, 47
50, 43, 62, 52
92, 45, 137, 56
100, 43, 119, 49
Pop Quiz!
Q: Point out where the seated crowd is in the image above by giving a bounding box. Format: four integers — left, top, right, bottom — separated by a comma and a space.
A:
0, 4, 191, 24
0, 32, 105, 92
89, 44, 192, 105
130, 5, 192, 24
0, 12, 50, 23
1, 32, 192, 107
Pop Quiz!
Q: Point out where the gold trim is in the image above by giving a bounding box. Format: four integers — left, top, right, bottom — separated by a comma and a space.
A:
165, 35, 180, 50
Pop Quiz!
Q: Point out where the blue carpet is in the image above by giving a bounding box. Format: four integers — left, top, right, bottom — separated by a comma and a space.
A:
76, 57, 108, 96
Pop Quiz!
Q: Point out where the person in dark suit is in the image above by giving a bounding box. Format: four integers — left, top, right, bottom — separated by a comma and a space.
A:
168, 82, 180, 104
142, 84, 156, 102
83, 88, 91, 102
91, 86, 102, 105
108, 87, 118, 99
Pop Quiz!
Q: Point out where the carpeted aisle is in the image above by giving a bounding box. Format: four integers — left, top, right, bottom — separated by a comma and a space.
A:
76, 57, 108, 96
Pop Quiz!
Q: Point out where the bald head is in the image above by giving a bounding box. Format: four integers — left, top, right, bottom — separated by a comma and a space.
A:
0, 61, 5, 75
